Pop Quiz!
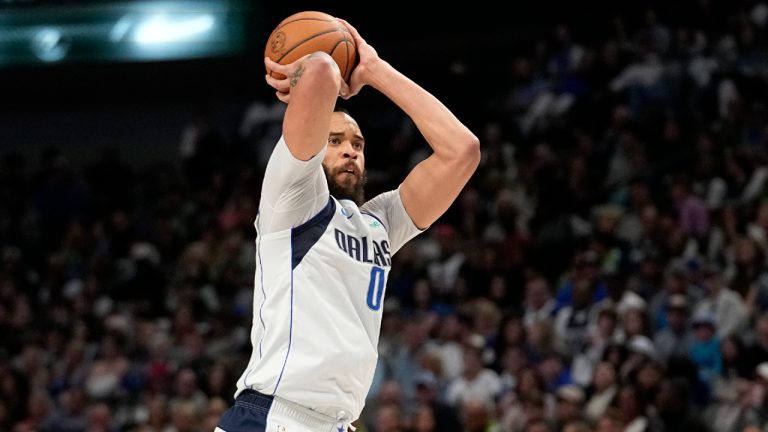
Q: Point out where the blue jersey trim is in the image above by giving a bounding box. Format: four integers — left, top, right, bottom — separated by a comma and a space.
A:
256, 231, 266, 359
273, 233, 296, 395
291, 198, 336, 269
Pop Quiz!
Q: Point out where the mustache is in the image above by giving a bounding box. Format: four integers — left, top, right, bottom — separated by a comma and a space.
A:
334, 162, 359, 176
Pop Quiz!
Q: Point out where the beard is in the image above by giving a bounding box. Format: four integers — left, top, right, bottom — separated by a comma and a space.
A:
324, 164, 366, 206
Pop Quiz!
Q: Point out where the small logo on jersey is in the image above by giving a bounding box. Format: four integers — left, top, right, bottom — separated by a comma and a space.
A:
369, 220, 381, 228
276, 426, 287, 432
340, 207, 353, 219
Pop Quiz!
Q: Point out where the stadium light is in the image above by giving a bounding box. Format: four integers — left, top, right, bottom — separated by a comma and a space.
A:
133, 13, 214, 45
31, 27, 69, 62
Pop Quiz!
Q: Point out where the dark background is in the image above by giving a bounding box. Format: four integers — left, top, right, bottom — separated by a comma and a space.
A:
0, 0, 716, 168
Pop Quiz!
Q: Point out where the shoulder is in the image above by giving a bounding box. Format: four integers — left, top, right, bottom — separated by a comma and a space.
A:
360, 189, 401, 211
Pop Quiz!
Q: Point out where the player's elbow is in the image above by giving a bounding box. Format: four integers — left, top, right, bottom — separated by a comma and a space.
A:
461, 134, 481, 171
300, 52, 342, 95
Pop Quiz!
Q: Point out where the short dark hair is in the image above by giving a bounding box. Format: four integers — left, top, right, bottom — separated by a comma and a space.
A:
334, 102, 350, 115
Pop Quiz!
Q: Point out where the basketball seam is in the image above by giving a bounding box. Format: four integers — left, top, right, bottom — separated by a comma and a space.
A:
275, 28, 346, 64
275, 17, 335, 31
328, 39, 350, 80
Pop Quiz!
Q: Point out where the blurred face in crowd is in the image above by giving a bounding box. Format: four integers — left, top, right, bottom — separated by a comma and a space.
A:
670, 182, 689, 203
413, 405, 436, 432
617, 386, 640, 418
502, 317, 525, 346
175, 369, 198, 398
721, 336, 741, 363
322, 111, 367, 206
572, 280, 592, 309
636, 363, 662, 390
622, 309, 646, 337
556, 397, 582, 423
667, 307, 687, 331
563, 421, 590, 432
412, 279, 432, 309
736, 238, 758, 265
526, 319, 551, 349
375, 403, 402, 432
592, 362, 616, 391
462, 400, 490, 432
702, 271, 721, 294
377, 380, 402, 405
757, 203, 768, 227
517, 368, 542, 397
595, 415, 622, 432
438, 314, 463, 341
524, 419, 551, 432
597, 310, 617, 337
664, 272, 685, 293
640, 205, 658, 234
462, 348, 483, 377
526, 277, 551, 309
577, 260, 601, 283
540, 355, 564, 384
502, 347, 527, 375
757, 316, 768, 343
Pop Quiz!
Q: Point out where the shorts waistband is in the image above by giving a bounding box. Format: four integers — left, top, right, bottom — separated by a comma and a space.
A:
237, 390, 342, 431
235, 389, 273, 413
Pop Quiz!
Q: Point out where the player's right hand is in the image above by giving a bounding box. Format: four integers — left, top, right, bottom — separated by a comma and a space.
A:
265, 54, 350, 103
264, 56, 296, 103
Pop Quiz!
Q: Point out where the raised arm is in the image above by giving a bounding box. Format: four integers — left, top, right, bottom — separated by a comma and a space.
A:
265, 52, 348, 161
256, 52, 350, 233
339, 20, 480, 229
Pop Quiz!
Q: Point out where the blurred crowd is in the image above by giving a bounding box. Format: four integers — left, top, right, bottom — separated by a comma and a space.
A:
4, 1, 768, 432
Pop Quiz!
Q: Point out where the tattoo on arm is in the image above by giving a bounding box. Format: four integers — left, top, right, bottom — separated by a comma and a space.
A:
290, 64, 305, 88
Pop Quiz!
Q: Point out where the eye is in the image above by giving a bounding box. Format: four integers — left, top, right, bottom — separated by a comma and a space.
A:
328, 137, 341, 145
353, 141, 364, 150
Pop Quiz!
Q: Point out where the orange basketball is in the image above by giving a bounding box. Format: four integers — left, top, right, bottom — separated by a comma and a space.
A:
265, 11, 357, 82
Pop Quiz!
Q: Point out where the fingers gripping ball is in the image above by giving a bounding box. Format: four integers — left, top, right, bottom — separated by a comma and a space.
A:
265, 11, 357, 82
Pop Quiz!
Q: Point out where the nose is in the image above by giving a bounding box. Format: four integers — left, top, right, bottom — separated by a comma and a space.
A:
341, 141, 358, 160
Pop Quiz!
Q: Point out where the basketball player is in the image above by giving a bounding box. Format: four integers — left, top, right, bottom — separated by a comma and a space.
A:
216, 19, 479, 432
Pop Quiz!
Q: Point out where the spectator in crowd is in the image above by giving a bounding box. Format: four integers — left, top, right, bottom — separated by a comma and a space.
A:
689, 312, 722, 390
584, 362, 618, 423
693, 261, 748, 338
653, 294, 694, 363
4, 3, 768, 431
523, 277, 556, 328
446, 343, 502, 409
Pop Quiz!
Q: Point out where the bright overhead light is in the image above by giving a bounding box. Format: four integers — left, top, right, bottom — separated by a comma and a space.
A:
31, 27, 69, 62
133, 14, 214, 45
110, 15, 134, 42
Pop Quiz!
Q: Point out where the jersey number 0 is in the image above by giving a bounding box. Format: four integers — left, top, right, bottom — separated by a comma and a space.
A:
366, 266, 385, 311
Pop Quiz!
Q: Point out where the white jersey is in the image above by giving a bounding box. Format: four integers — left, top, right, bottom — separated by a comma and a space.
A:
235, 136, 422, 422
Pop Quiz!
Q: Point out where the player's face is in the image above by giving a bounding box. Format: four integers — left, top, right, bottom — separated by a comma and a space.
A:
323, 112, 366, 204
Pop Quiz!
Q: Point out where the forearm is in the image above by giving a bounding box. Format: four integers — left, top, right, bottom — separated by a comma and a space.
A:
282, 52, 342, 161
365, 59, 478, 159
366, 60, 479, 229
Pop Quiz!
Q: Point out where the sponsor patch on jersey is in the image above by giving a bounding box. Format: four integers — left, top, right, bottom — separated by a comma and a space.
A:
369, 220, 381, 228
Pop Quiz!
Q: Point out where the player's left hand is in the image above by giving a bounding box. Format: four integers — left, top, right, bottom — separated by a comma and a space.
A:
336, 18, 379, 99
